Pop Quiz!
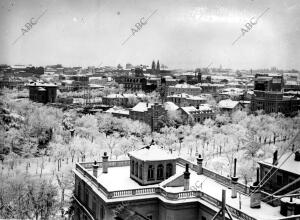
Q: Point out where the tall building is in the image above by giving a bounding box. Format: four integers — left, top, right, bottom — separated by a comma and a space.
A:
129, 102, 167, 132
73, 146, 293, 220
251, 74, 300, 115
27, 82, 58, 104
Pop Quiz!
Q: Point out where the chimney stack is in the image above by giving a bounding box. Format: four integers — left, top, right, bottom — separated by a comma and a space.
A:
184, 164, 190, 191
295, 151, 300, 161
231, 158, 238, 198
273, 150, 278, 165
102, 152, 109, 173
92, 161, 99, 178
197, 154, 203, 175
250, 168, 261, 208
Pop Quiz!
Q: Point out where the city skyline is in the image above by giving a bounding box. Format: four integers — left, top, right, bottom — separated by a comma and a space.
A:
1, 0, 300, 70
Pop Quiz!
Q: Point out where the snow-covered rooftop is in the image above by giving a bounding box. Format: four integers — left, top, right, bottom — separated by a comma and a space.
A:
167, 93, 206, 101
181, 106, 197, 114
170, 83, 201, 89
259, 152, 300, 175
181, 105, 212, 114
218, 99, 239, 109
106, 94, 125, 98
128, 145, 178, 161
131, 102, 154, 112
26, 82, 58, 87
78, 160, 282, 220
106, 106, 129, 115
163, 102, 179, 111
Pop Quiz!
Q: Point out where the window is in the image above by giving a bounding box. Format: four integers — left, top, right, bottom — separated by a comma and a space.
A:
92, 197, 96, 215
166, 163, 173, 178
135, 162, 138, 177
148, 165, 154, 180
131, 160, 134, 175
277, 174, 283, 185
77, 182, 81, 199
157, 164, 164, 180
139, 163, 143, 179
85, 190, 89, 206
100, 205, 105, 220
202, 217, 207, 220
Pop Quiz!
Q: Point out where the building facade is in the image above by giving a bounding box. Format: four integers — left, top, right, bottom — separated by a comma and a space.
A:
258, 150, 300, 195
129, 102, 167, 132
167, 84, 202, 96
73, 146, 290, 220
178, 105, 215, 124
167, 93, 207, 107
251, 74, 300, 115
27, 82, 58, 103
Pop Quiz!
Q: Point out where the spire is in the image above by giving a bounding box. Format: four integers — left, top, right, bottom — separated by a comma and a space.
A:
151, 60, 156, 70
156, 60, 160, 71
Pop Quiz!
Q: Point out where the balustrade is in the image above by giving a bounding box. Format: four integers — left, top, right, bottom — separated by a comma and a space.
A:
75, 160, 258, 220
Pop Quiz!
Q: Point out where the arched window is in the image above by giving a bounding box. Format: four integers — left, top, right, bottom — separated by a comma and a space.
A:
166, 163, 173, 178
135, 162, 138, 177
131, 160, 134, 175
157, 164, 164, 180
148, 165, 154, 180
139, 163, 143, 179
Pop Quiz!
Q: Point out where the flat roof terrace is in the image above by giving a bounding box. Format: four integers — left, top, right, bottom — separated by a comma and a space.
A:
74, 159, 284, 220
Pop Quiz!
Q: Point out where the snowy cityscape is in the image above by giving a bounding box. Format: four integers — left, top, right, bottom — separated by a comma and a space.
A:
1, 0, 300, 219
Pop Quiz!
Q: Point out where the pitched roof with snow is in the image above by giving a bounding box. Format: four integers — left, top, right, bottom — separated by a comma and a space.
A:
106, 94, 125, 98
131, 102, 154, 112
218, 99, 239, 109
167, 93, 206, 101
171, 83, 201, 89
181, 104, 212, 115
128, 145, 178, 161
181, 106, 197, 115
106, 106, 129, 115
163, 102, 179, 111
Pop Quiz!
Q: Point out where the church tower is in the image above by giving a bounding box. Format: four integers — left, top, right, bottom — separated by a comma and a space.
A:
151, 60, 156, 75
156, 60, 160, 75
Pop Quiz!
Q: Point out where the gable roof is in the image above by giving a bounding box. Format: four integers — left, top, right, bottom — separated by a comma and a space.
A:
131, 102, 154, 112
218, 99, 239, 109
164, 102, 179, 111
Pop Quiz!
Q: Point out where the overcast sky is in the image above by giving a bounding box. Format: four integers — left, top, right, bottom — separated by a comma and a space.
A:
1, 0, 300, 70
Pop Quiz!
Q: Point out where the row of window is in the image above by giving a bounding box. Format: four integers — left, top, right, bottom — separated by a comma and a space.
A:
77, 181, 105, 219
131, 161, 173, 181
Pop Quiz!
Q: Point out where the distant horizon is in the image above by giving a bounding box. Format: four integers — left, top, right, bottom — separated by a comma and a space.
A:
1, 0, 300, 70
1, 62, 299, 72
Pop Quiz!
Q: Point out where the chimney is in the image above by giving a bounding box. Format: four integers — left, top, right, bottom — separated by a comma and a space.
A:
250, 168, 261, 208
231, 158, 238, 198
184, 164, 190, 191
102, 152, 109, 173
197, 154, 203, 175
92, 161, 99, 178
272, 150, 278, 165
295, 151, 300, 161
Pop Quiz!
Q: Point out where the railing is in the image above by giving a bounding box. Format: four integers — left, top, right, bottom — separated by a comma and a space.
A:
79, 160, 130, 169
75, 159, 259, 220
75, 163, 109, 196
